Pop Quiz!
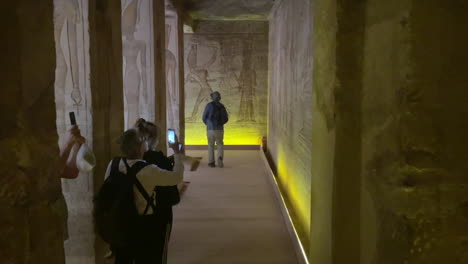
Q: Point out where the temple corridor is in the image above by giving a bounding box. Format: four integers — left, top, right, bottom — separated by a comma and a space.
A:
2, 0, 468, 264
169, 150, 297, 264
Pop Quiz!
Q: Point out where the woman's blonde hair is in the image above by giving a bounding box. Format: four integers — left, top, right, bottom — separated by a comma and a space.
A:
134, 118, 159, 149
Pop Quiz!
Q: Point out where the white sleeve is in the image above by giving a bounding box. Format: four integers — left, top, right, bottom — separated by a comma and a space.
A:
137, 154, 184, 188
104, 160, 113, 180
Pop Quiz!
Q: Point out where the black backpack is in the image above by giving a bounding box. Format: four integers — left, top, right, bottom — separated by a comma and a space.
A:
211, 102, 226, 124
93, 157, 155, 248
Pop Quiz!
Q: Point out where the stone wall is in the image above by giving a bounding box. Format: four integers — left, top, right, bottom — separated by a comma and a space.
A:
165, 7, 183, 148
184, 21, 268, 145
1, 1, 66, 263
268, 0, 314, 255
310, 0, 337, 263
270, 1, 468, 264
53, 0, 95, 262
361, 0, 468, 263
121, 0, 156, 129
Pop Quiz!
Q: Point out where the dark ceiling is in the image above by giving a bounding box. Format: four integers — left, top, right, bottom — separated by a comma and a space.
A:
181, 0, 275, 20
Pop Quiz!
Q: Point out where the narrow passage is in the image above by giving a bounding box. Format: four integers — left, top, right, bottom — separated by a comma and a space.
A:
168, 150, 297, 264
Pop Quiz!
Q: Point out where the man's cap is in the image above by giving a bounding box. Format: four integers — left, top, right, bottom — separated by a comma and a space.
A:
211, 91, 221, 101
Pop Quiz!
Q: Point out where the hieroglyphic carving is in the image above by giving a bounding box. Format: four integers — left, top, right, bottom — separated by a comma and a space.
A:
218, 38, 241, 97
121, 0, 155, 128
122, 0, 146, 127
165, 21, 179, 134
237, 40, 257, 122
53, 0, 94, 263
166, 24, 176, 119
183, 21, 268, 144
267, 0, 313, 237
185, 39, 218, 122
54, 0, 82, 135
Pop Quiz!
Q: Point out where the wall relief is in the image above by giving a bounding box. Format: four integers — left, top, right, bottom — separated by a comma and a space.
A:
122, 0, 155, 128
184, 21, 268, 145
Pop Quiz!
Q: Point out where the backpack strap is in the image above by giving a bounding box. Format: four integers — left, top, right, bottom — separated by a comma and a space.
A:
110, 157, 122, 176
122, 159, 156, 215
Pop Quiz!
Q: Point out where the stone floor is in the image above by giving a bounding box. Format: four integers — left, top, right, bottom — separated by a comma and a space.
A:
168, 150, 298, 264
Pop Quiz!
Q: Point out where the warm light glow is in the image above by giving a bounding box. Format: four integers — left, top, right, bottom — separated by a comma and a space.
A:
263, 150, 310, 264
185, 122, 265, 145
276, 144, 311, 236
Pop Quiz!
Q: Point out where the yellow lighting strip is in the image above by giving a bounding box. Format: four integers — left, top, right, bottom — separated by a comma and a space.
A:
262, 152, 310, 264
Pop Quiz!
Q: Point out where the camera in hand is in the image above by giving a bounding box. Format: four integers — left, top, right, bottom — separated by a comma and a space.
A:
69, 112, 76, 126
167, 129, 176, 144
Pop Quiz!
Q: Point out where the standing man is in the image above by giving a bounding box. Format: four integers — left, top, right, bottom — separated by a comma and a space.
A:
203, 91, 229, 168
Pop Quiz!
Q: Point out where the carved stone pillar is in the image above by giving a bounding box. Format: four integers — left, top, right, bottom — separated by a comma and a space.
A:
88, 0, 124, 262
153, 0, 167, 153
1, 1, 65, 263
121, 0, 157, 129
52, 0, 95, 262
165, 0, 184, 153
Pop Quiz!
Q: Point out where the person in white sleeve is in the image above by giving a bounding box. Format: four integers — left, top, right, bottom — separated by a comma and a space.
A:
104, 128, 183, 264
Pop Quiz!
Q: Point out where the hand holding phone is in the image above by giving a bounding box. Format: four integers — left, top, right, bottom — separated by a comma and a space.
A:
167, 129, 181, 153
69, 112, 76, 126
168, 129, 176, 144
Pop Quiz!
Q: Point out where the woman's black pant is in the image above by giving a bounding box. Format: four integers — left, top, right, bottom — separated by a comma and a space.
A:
155, 206, 173, 264
114, 208, 173, 264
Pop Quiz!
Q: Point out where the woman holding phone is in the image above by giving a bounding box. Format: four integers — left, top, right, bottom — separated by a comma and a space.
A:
133, 119, 185, 264
103, 125, 183, 264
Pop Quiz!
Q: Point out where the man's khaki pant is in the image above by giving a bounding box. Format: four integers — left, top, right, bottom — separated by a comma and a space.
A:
207, 130, 224, 164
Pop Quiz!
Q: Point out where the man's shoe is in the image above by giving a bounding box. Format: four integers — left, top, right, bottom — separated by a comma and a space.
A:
217, 157, 224, 168
208, 162, 216, 168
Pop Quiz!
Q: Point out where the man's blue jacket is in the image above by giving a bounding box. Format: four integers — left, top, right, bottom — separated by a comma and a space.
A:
202, 101, 229, 130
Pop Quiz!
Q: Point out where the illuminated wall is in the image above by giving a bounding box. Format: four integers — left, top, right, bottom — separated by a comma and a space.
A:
183, 21, 268, 145
121, 0, 155, 129
53, 0, 95, 262
268, 0, 314, 255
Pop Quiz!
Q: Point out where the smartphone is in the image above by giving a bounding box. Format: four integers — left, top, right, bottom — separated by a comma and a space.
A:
167, 129, 176, 144
69, 112, 76, 126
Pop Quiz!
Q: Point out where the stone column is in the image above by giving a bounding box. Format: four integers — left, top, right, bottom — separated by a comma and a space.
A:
332, 1, 365, 264
177, 5, 186, 148
153, 0, 167, 153
53, 0, 95, 262
361, 1, 468, 263
1, 1, 65, 263
88, 0, 124, 262
165, 1, 183, 153
121, 0, 157, 129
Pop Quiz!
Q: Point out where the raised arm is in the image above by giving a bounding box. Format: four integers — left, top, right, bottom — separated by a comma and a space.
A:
138, 153, 184, 187
58, 125, 85, 179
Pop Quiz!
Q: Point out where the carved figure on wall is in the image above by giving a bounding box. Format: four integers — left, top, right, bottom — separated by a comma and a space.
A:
185, 39, 218, 122
122, 0, 147, 127
237, 41, 256, 122
219, 38, 240, 96
54, 0, 83, 134
165, 23, 178, 129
